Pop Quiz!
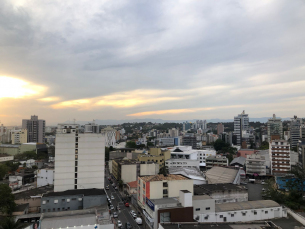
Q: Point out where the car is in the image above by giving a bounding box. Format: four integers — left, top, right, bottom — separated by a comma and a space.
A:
125, 202, 129, 207
126, 222, 132, 229
262, 188, 265, 191
110, 180, 113, 184
108, 177, 111, 181
110, 205, 114, 210
106, 185, 109, 190
115, 186, 118, 190
132, 212, 137, 218
24, 183, 31, 187
135, 217, 142, 225
113, 212, 118, 218
261, 182, 265, 185
130, 210, 136, 214
111, 195, 115, 200
117, 220, 122, 228
117, 205, 121, 211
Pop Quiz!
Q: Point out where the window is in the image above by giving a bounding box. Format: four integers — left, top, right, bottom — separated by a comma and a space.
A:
160, 212, 171, 223
54, 200, 58, 204
42, 201, 46, 205
75, 161, 78, 166
163, 182, 168, 187
68, 207, 70, 210
74, 185, 77, 189
163, 189, 168, 194
46, 200, 49, 203
53, 208, 55, 211
265, 211, 268, 214
48, 209, 50, 212
219, 215, 223, 218
43, 209, 46, 213
231, 214, 234, 217
206, 207, 210, 210
62, 208, 65, 211
254, 211, 257, 215
72, 198, 76, 201
62, 199, 65, 202
75, 167, 78, 172
75, 155, 78, 160
58, 208, 60, 211
75, 173, 77, 178
195, 208, 200, 211
242, 213, 246, 216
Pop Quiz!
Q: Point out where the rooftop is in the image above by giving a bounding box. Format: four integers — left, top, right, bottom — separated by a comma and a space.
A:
127, 181, 138, 188
43, 188, 105, 197
194, 183, 247, 195
149, 197, 179, 205
140, 174, 190, 182
160, 223, 269, 229
215, 200, 280, 212
169, 167, 205, 181
230, 157, 246, 166
0, 144, 19, 148
193, 195, 212, 200
205, 167, 239, 184
14, 185, 54, 200
114, 158, 141, 165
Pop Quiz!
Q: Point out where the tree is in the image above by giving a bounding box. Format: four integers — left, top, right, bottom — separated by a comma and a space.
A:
0, 217, 27, 229
292, 146, 298, 152
0, 164, 8, 180
0, 184, 16, 215
31, 165, 38, 170
158, 166, 169, 176
118, 180, 124, 191
126, 141, 136, 148
213, 139, 229, 151
259, 141, 269, 150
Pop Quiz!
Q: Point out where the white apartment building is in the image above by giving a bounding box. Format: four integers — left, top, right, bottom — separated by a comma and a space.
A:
267, 114, 283, 142
54, 123, 105, 192
11, 129, 28, 144
165, 159, 200, 168
246, 153, 266, 176
101, 126, 116, 147
269, 140, 291, 174
0, 155, 14, 163
37, 169, 54, 187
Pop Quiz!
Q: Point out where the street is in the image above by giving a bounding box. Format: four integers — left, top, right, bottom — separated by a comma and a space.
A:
104, 169, 144, 229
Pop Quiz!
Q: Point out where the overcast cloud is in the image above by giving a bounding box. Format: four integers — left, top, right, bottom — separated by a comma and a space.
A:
0, 0, 305, 125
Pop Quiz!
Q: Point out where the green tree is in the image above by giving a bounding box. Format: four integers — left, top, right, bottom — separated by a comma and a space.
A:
0, 217, 27, 229
31, 165, 38, 170
292, 146, 298, 152
0, 184, 16, 215
126, 141, 137, 148
213, 139, 229, 151
0, 164, 9, 180
259, 141, 269, 150
158, 166, 169, 176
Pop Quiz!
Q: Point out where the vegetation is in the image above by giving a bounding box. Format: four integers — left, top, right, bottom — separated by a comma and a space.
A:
158, 166, 169, 176
0, 184, 16, 215
213, 139, 229, 151
0, 164, 8, 180
0, 217, 27, 229
259, 141, 269, 150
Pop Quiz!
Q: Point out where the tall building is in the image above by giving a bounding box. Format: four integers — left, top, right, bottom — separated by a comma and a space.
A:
11, 129, 27, 144
168, 128, 179, 137
269, 140, 291, 174
300, 125, 305, 139
22, 115, 45, 143
182, 134, 197, 149
217, 123, 224, 135
298, 139, 305, 169
54, 123, 105, 192
101, 126, 116, 147
267, 114, 283, 142
183, 121, 191, 131
84, 121, 99, 133
234, 111, 249, 145
290, 116, 302, 148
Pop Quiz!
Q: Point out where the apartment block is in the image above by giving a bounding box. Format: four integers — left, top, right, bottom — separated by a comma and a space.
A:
22, 115, 45, 143
269, 140, 291, 174
11, 129, 28, 144
234, 111, 249, 146
138, 148, 171, 168
290, 116, 302, 148
54, 123, 105, 192
267, 114, 283, 142
206, 155, 228, 169
245, 153, 266, 176
137, 174, 193, 208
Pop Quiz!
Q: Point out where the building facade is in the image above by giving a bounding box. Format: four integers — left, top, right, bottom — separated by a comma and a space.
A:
217, 123, 224, 135
37, 169, 54, 187
22, 115, 45, 143
269, 140, 291, 174
11, 129, 28, 144
234, 111, 249, 146
245, 153, 266, 176
101, 127, 116, 147
290, 116, 302, 148
267, 114, 283, 142
54, 123, 105, 192
206, 156, 228, 169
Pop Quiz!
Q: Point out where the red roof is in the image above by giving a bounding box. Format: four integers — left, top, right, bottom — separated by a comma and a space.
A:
127, 181, 138, 188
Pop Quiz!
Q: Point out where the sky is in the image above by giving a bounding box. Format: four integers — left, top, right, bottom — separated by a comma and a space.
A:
1, 0, 305, 125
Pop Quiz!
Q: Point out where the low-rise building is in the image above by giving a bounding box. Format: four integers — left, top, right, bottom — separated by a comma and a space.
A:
229, 157, 246, 167
41, 188, 107, 213
193, 199, 287, 223
127, 181, 138, 195
206, 155, 228, 169
138, 148, 171, 169
11, 129, 28, 144
37, 169, 54, 187
0, 154, 14, 163
205, 167, 241, 185
143, 190, 194, 229
245, 153, 266, 176
168, 167, 206, 185
237, 149, 257, 158
111, 158, 159, 184
137, 174, 193, 208
165, 159, 199, 168
194, 183, 248, 204
269, 140, 291, 174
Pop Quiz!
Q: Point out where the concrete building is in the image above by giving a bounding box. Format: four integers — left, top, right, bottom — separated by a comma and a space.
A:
236, 149, 256, 158
0, 144, 20, 155
111, 158, 159, 184
290, 116, 302, 148
143, 191, 194, 229
193, 199, 286, 223
182, 134, 197, 149
183, 121, 192, 131
22, 115, 45, 143
45, 135, 56, 145
267, 114, 283, 142
194, 183, 248, 204
168, 167, 206, 185
0, 154, 14, 163
101, 126, 116, 147
300, 125, 305, 139
230, 157, 246, 167
84, 122, 99, 133
54, 123, 105, 192
41, 188, 107, 213
37, 169, 54, 187
138, 148, 171, 169
168, 128, 179, 137
205, 155, 228, 169
269, 140, 291, 174
298, 139, 305, 169
245, 153, 266, 176
137, 174, 193, 208
165, 159, 200, 169
11, 129, 27, 144
205, 167, 241, 184
217, 123, 224, 135
234, 110, 249, 146
126, 181, 138, 195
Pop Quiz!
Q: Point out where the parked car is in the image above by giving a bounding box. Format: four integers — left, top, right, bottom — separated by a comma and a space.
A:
131, 212, 137, 218
111, 195, 115, 200
117, 220, 122, 228
135, 217, 142, 225
106, 185, 109, 190
110, 205, 114, 210
126, 222, 132, 229
125, 202, 129, 207
117, 205, 121, 211
130, 210, 135, 215
115, 186, 118, 190
262, 188, 265, 191
108, 177, 111, 181
113, 212, 118, 218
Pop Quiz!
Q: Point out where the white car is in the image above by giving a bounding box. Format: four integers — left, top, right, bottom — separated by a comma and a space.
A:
130, 210, 136, 215
110, 205, 114, 210
111, 195, 115, 200
135, 217, 142, 225
117, 220, 122, 228
113, 212, 118, 218
132, 212, 137, 218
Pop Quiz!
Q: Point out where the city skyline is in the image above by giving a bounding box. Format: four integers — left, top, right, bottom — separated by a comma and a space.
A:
1, 0, 305, 125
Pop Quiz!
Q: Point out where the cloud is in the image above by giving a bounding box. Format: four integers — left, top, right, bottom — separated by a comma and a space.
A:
37, 97, 60, 102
